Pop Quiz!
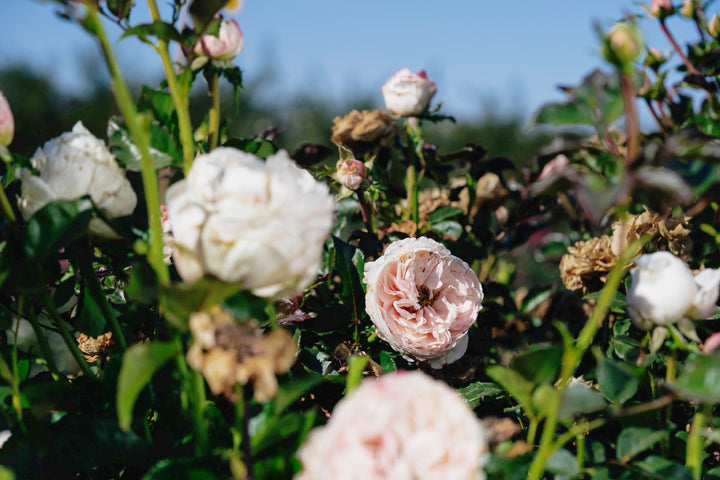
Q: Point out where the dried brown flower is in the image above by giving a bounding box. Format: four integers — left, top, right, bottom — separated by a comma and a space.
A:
331, 110, 396, 156
560, 236, 616, 293
186, 306, 297, 402
77, 332, 113, 363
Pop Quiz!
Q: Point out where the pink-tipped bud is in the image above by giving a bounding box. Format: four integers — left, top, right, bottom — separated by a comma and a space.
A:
680, 0, 695, 17
0, 92, 14, 147
193, 19, 244, 68
710, 14, 720, 38
649, 0, 673, 18
335, 158, 366, 190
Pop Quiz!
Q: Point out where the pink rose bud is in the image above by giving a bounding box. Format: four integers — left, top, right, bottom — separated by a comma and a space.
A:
681, 0, 695, 18
0, 92, 14, 147
603, 23, 643, 70
193, 19, 244, 66
381, 68, 437, 117
710, 14, 720, 38
649, 0, 673, 18
335, 158, 366, 190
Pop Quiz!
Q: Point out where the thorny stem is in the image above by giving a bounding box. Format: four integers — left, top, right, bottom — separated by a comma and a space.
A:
146, 0, 196, 173
356, 187, 374, 234
656, 100, 675, 129
645, 98, 668, 135
208, 73, 221, 150
86, 7, 170, 285
620, 73, 640, 164
660, 20, 701, 76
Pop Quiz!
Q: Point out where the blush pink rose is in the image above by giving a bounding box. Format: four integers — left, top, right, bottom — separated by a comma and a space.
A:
295, 371, 488, 480
192, 19, 244, 69
363, 237, 483, 367
381, 68, 437, 117
335, 158, 366, 190
0, 91, 13, 147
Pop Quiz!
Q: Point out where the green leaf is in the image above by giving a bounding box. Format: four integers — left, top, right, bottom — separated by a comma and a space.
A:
139, 86, 177, 130
558, 383, 607, 420
595, 352, 639, 405
77, 276, 114, 336
24, 198, 93, 260
428, 206, 463, 224
223, 138, 278, 159
272, 374, 325, 416
160, 278, 243, 330
117, 341, 180, 431
106, 0, 133, 20
108, 120, 179, 171
487, 365, 535, 415
189, 0, 229, 33
141, 458, 219, 480
533, 101, 594, 126
616, 427, 668, 462
332, 236, 365, 323
431, 220, 463, 238
510, 344, 562, 385
345, 355, 369, 393
667, 354, 720, 403
0, 465, 15, 480
546, 448, 580, 477
459, 382, 504, 409
121, 22, 186, 45
635, 456, 693, 480
378, 351, 396, 373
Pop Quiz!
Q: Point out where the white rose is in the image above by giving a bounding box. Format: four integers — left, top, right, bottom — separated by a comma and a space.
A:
627, 251, 720, 329
192, 19, 244, 69
295, 371, 488, 480
381, 68, 437, 117
17, 122, 137, 237
165, 148, 335, 299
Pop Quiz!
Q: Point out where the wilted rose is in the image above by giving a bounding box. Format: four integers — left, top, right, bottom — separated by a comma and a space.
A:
165, 148, 335, 298
0, 91, 13, 147
192, 19, 244, 69
335, 158, 366, 190
295, 370, 488, 480
17, 122, 137, 237
363, 237, 483, 367
381, 68, 437, 117
627, 252, 720, 329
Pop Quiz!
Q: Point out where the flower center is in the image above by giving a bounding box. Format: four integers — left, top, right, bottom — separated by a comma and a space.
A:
417, 285, 434, 308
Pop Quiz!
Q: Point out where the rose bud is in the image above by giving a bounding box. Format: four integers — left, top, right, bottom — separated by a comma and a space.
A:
192, 19, 244, 69
680, 0, 695, 18
0, 92, 13, 147
648, 0, 673, 18
627, 252, 720, 330
381, 68, 437, 117
295, 371, 488, 480
165, 148, 335, 299
602, 23, 643, 71
17, 122, 137, 237
363, 237, 483, 368
335, 158, 366, 191
710, 14, 720, 38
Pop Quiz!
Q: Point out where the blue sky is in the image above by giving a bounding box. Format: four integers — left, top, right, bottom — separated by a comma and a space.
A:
0, 1, 704, 119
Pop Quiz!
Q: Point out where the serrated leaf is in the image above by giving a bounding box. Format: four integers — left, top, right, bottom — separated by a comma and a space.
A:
431, 220, 463, 238
459, 382, 504, 408
24, 198, 93, 260
533, 101, 594, 126
223, 138, 277, 159
121, 22, 186, 45
428, 206, 463, 224
510, 344, 562, 385
616, 427, 668, 462
332, 236, 365, 323
558, 383, 607, 420
117, 341, 180, 431
596, 353, 639, 405
487, 365, 535, 415
668, 354, 720, 403
546, 448, 580, 477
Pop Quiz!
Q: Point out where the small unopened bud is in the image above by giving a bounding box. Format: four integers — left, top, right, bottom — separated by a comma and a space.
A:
710, 14, 720, 38
0, 92, 13, 147
680, 0, 695, 17
335, 158, 366, 191
603, 23, 644, 71
648, 0, 673, 18
645, 47, 666, 70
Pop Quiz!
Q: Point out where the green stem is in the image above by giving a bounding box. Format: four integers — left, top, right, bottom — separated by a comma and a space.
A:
74, 247, 127, 349
526, 417, 539, 445
23, 298, 61, 377
686, 405, 710, 480
38, 291, 97, 380
208, 73, 221, 150
404, 163, 419, 224
174, 345, 209, 456
8, 314, 24, 430
0, 182, 16, 223
146, 0, 195, 173
356, 188, 374, 234
85, 7, 169, 285
576, 433, 585, 471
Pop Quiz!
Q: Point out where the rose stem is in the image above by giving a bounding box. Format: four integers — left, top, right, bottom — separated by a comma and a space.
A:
174, 349, 209, 455
37, 290, 97, 380
74, 244, 128, 349
208, 72, 221, 150
0, 183, 16, 223
686, 404, 710, 480
146, 0, 196, 173
645, 98, 668, 134
85, 7, 170, 285
356, 188, 375, 234
621, 72, 641, 164
660, 20, 701, 76
23, 296, 61, 377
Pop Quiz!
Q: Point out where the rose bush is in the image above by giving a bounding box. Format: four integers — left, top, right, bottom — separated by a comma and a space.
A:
16, 121, 137, 237
381, 68, 436, 117
295, 370, 488, 480
165, 147, 335, 298
363, 237, 483, 367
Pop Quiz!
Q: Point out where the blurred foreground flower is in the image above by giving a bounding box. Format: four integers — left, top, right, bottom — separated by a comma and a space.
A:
192, 18, 244, 69
165, 148, 335, 298
602, 22, 643, 70
331, 109, 396, 157
381, 68, 437, 117
0, 91, 13, 147
295, 370, 488, 480
335, 158, 366, 190
17, 122, 137, 237
627, 252, 720, 329
364, 237, 483, 368
186, 307, 296, 402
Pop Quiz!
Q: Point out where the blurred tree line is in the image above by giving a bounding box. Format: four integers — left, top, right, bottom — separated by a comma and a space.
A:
0, 64, 548, 168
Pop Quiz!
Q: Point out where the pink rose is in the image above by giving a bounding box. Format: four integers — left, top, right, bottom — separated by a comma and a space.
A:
649, 0, 673, 17
381, 68, 437, 117
335, 158, 366, 190
363, 237, 483, 367
193, 19, 244, 69
295, 371, 488, 480
0, 92, 14, 147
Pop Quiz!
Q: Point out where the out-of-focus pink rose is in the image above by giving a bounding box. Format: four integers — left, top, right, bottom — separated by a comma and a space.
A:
363, 237, 483, 367
702, 332, 720, 354
538, 154, 570, 180
295, 370, 488, 480
193, 19, 244, 69
160, 204, 173, 265
335, 158, 366, 190
649, 0, 673, 17
381, 68, 437, 117
0, 92, 14, 147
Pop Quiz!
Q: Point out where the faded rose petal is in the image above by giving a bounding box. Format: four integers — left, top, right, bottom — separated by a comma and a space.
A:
381, 68, 437, 117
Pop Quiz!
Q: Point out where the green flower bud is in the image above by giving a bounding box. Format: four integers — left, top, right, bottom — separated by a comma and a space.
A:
603, 23, 644, 71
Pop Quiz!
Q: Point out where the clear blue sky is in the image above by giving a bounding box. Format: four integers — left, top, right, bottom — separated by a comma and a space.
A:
0, 1, 704, 119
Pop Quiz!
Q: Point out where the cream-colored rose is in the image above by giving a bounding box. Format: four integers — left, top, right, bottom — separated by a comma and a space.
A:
363, 237, 483, 367
17, 122, 137, 237
192, 19, 244, 69
381, 68, 437, 117
165, 148, 335, 298
627, 252, 720, 329
295, 371, 488, 480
